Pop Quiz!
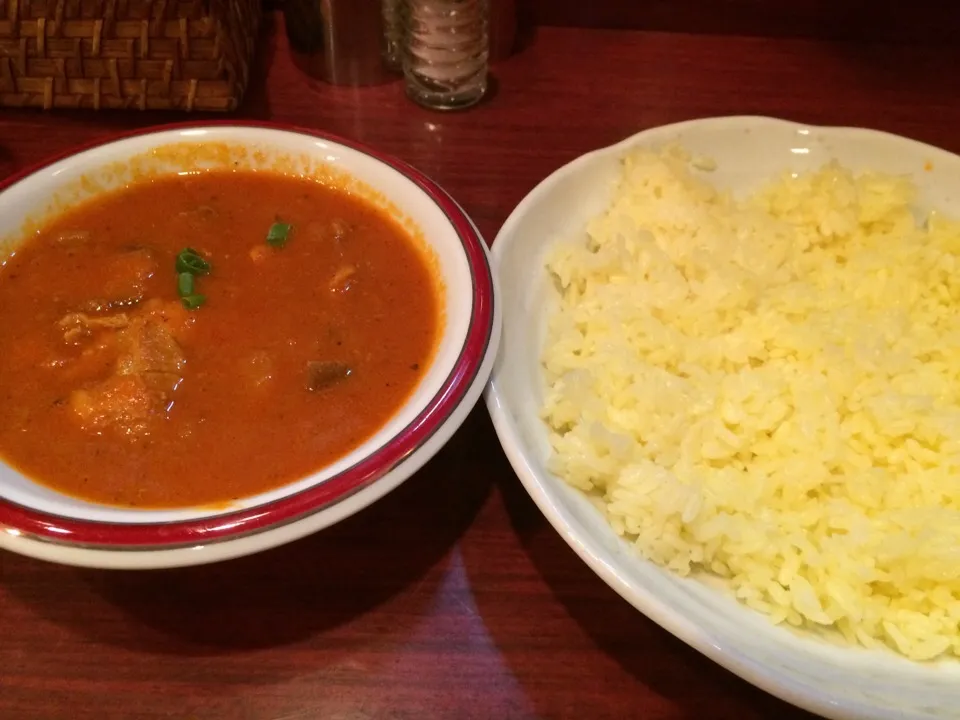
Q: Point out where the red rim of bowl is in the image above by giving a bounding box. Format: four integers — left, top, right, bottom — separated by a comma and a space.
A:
0, 121, 495, 550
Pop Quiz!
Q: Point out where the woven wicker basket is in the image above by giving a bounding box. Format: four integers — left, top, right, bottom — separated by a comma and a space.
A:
0, 0, 261, 111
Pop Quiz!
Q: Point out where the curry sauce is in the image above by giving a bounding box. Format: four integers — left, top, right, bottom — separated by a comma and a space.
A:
0, 171, 441, 508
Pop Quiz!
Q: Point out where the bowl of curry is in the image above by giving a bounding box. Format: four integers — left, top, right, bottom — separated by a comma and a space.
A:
0, 122, 499, 569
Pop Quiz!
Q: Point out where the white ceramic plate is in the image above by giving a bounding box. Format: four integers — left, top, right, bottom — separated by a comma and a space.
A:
484, 116, 960, 719
0, 122, 501, 569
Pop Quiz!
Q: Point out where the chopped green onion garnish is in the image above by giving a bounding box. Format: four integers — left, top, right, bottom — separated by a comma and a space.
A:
266, 222, 293, 248
176, 248, 211, 275
181, 294, 206, 310
177, 271, 195, 297
175, 249, 210, 310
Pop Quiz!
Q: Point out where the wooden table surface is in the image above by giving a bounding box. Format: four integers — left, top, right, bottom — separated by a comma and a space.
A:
3, 14, 960, 720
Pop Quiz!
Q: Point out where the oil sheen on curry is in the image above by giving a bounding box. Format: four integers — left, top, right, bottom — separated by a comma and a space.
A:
0, 171, 441, 509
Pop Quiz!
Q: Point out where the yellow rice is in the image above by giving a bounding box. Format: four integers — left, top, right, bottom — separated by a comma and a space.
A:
541, 146, 960, 661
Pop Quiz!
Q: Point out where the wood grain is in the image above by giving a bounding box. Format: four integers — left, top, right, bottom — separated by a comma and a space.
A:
3, 13, 960, 719
524, 0, 960, 43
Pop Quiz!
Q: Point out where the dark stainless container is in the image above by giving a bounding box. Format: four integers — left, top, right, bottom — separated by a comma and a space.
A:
285, 0, 398, 86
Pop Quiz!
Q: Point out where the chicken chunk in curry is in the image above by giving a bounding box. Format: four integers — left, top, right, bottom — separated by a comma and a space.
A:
65, 300, 191, 436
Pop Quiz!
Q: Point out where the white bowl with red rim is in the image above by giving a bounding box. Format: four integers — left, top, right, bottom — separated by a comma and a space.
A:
0, 122, 500, 569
